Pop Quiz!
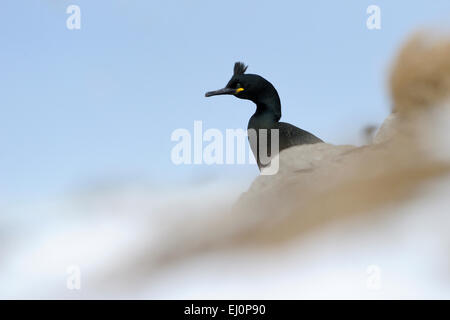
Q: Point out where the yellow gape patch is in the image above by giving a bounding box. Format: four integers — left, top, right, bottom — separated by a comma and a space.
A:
235, 88, 244, 93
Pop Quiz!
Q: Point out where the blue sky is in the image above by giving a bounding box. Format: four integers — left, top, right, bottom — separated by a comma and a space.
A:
1, 1, 450, 204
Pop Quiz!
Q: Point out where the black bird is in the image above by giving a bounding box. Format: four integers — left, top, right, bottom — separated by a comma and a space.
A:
205, 62, 323, 169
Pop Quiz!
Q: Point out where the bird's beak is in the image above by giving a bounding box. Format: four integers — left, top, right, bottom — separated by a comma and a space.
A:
205, 87, 239, 97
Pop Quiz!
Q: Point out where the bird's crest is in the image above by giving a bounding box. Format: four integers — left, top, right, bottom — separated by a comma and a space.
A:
233, 62, 248, 75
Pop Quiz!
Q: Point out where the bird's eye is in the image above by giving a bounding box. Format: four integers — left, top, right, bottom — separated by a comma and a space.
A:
236, 82, 242, 88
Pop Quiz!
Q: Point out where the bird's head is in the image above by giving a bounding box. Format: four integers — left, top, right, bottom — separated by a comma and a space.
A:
205, 62, 277, 104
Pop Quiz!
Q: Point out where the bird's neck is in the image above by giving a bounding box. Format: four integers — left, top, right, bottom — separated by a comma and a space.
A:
253, 92, 282, 123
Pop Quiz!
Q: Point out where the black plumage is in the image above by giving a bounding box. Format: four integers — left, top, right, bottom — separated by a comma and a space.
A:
205, 62, 323, 169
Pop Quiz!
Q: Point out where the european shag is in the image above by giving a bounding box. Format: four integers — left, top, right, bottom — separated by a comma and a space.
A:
205, 62, 323, 169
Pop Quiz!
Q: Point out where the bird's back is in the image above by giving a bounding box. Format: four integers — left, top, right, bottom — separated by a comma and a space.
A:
247, 119, 323, 169
275, 121, 323, 151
